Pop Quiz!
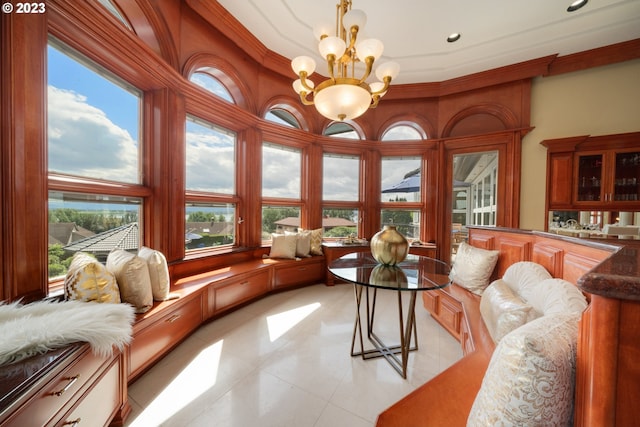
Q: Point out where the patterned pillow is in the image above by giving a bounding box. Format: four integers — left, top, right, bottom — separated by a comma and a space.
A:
449, 242, 499, 295
269, 234, 298, 259
138, 246, 170, 301
107, 249, 153, 313
309, 228, 324, 255
480, 279, 537, 343
64, 252, 121, 303
467, 313, 581, 427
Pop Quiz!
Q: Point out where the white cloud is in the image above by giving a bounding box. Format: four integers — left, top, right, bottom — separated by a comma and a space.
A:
47, 86, 138, 182
185, 130, 235, 193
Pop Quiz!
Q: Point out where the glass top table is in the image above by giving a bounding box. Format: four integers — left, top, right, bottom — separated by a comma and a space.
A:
328, 252, 451, 291
328, 252, 451, 378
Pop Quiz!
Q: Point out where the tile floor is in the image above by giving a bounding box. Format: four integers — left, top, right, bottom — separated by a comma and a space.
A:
125, 283, 462, 427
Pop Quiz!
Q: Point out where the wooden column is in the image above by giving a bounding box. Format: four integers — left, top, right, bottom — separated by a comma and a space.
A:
1, 11, 48, 301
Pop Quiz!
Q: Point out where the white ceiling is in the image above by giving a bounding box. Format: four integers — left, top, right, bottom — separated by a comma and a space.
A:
216, 0, 640, 85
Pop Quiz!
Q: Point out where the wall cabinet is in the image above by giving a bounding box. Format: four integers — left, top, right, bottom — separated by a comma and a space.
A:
541, 132, 640, 211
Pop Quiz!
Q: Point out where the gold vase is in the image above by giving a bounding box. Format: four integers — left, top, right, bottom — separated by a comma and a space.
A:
370, 225, 409, 265
369, 264, 408, 287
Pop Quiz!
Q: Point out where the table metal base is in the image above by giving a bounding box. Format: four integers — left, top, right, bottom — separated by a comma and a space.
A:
350, 284, 418, 378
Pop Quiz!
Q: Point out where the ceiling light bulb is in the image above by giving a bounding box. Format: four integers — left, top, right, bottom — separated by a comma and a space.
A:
319, 36, 347, 59
291, 56, 316, 75
313, 22, 333, 40
375, 61, 400, 80
343, 9, 367, 32
356, 38, 384, 61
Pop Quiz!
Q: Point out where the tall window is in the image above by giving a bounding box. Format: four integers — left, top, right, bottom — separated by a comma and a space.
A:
185, 116, 237, 250
265, 108, 301, 129
262, 143, 302, 239
322, 153, 360, 237
47, 39, 144, 284
380, 157, 422, 239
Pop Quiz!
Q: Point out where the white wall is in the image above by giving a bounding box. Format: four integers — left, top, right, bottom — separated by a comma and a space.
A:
521, 59, 640, 230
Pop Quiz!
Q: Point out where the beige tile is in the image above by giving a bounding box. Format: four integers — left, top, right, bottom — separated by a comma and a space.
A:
125, 283, 463, 427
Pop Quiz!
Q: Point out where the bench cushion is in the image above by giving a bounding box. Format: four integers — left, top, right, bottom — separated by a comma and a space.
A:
479, 279, 536, 343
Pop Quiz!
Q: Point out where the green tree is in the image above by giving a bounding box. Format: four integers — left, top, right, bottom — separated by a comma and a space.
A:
262, 207, 299, 234
324, 226, 357, 237
48, 244, 67, 278
187, 211, 214, 222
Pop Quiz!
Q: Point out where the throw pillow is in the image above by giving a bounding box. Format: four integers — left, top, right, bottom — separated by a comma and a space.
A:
138, 246, 171, 301
480, 279, 536, 343
64, 252, 121, 303
309, 228, 324, 255
449, 241, 499, 295
107, 249, 153, 313
467, 313, 581, 427
286, 230, 312, 257
269, 233, 298, 259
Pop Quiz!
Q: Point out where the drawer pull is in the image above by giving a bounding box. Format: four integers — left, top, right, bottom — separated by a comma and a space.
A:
166, 314, 181, 323
63, 418, 81, 426
52, 375, 80, 396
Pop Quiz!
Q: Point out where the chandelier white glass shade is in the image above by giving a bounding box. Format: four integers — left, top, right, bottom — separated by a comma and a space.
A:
291, 0, 400, 121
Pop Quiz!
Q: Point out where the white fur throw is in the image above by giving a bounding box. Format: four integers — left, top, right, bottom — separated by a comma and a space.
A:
0, 300, 135, 366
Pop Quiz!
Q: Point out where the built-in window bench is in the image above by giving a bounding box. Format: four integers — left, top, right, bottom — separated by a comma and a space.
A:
0, 253, 325, 427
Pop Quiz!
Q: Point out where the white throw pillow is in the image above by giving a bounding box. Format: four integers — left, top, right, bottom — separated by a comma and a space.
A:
521, 278, 588, 317
286, 231, 312, 257
467, 313, 581, 427
480, 279, 537, 343
269, 233, 298, 259
138, 246, 171, 301
107, 249, 153, 313
449, 241, 499, 295
503, 261, 552, 296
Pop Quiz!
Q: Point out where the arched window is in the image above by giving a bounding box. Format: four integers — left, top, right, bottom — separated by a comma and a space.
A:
96, 0, 132, 30
324, 122, 361, 140
381, 124, 425, 141
190, 71, 234, 103
265, 108, 301, 129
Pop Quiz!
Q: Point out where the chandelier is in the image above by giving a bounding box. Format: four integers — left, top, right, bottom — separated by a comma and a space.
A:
291, 0, 400, 122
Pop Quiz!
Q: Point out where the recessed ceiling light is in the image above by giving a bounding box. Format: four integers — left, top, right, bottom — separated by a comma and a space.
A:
447, 33, 461, 43
567, 0, 588, 12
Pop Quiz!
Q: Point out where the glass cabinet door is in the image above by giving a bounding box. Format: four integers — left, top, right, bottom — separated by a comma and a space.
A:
613, 151, 640, 202
577, 154, 603, 201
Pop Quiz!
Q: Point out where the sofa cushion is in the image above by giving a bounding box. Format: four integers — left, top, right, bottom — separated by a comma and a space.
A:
503, 261, 552, 296
138, 246, 170, 301
309, 228, 324, 255
467, 313, 580, 427
107, 249, 153, 313
64, 252, 121, 304
480, 279, 537, 343
521, 278, 588, 317
450, 242, 500, 295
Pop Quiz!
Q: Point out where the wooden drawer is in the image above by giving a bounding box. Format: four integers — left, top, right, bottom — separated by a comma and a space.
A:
274, 260, 324, 289
422, 290, 440, 314
439, 297, 463, 340
2, 346, 110, 427
214, 270, 270, 312
129, 295, 203, 379
57, 358, 120, 427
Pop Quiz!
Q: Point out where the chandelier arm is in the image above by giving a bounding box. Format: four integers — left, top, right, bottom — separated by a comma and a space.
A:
370, 94, 381, 109
371, 76, 392, 95
326, 54, 337, 81
299, 72, 315, 92
347, 26, 359, 51
358, 56, 375, 83
298, 91, 315, 106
